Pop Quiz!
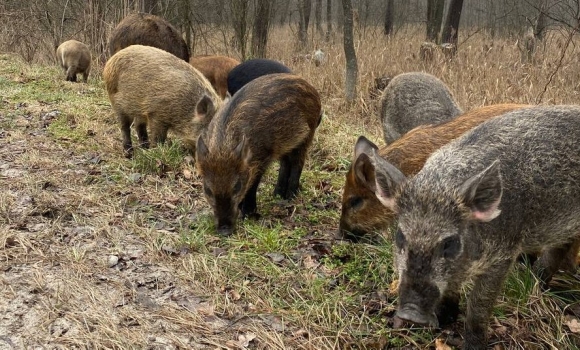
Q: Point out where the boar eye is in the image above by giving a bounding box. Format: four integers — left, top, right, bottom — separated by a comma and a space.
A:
233, 179, 242, 194
395, 228, 406, 249
442, 236, 461, 259
203, 184, 213, 198
349, 196, 363, 209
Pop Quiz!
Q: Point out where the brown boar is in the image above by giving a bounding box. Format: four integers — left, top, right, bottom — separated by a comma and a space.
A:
339, 104, 530, 241
108, 12, 190, 62
55, 40, 91, 83
103, 45, 220, 158
196, 74, 322, 236
380, 72, 462, 145
189, 55, 240, 99
372, 105, 580, 349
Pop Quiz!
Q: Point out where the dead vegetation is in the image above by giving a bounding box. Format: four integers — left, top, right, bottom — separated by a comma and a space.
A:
2, 25, 580, 349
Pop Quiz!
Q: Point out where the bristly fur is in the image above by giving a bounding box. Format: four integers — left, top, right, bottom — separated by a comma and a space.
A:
377, 105, 580, 349
108, 12, 190, 62
339, 104, 530, 240
189, 55, 240, 99
380, 72, 462, 145
103, 45, 221, 157
196, 73, 321, 235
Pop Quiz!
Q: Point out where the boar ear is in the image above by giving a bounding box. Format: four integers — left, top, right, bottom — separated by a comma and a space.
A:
234, 136, 252, 165
353, 153, 376, 191
371, 149, 406, 211
196, 135, 209, 160
354, 135, 378, 160
194, 94, 216, 123
224, 91, 232, 103
459, 160, 502, 222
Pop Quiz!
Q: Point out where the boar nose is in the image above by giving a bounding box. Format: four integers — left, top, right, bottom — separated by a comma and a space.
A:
396, 303, 439, 328
338, 221, 365, 242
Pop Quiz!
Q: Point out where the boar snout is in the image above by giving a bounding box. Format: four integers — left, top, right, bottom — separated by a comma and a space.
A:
217, 224, 234, 236
396, 303, 439, 328
336, 222, 367, 242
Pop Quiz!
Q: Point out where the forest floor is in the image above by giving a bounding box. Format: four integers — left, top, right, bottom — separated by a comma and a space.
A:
2, 38, 580, 350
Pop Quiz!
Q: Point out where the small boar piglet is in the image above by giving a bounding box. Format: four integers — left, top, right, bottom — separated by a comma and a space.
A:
196, 74, 322, 236
103, 45, 220, 158
56, 40, 91, 83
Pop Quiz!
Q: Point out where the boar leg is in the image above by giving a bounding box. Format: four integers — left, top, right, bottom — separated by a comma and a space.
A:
240, 173, 263, 218
276, 140, 310, 199
533, 241, 578, 286
134, 118, 149, 149
436, 288, 461, 327
148, 119, 169, 147
119, 113, 134, 158
464, 259, 511, 350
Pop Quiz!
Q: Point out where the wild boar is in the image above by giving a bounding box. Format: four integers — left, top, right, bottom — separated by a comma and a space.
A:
226, 58, 292, 96
55, 40, 91, 83
190, 55, 240, 99
339, 104, 530, 241
371, 105, 580, 349
108, 12, 190, 61
380, 72, 462, 144
196, 74, 321, 236
103, 45, 220, 158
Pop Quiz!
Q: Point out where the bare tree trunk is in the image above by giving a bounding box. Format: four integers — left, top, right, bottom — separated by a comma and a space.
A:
534, 0, 547, 40
426, 0, 444, 42
383, 0, 394, 36
440, 0, 464, 46
143, 0, 158, 14
251, 0, 271, 58
342, 0, 357, 102
232, 0, 250, 59
298, 0, 312, 48
325, 0, 332, 42
315, 0, 323, 34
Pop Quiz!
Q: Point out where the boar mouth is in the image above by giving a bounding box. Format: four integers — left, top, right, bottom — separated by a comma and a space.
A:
396, 303, 439, 328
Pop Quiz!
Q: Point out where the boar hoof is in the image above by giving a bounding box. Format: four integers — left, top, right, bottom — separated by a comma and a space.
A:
396, 304, 439, 328
217, 225, 234, 237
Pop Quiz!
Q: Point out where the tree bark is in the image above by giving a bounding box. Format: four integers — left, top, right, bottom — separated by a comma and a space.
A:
440, 0, 464, 45
298, 0, 312, 48
325, 0, 332, 42
251, 0, 271, 58
383, 0, 394, 36
342, 0, 357, 102
315, 0, 323, 34
143, 0, 158, 15
426, 0, 444, 42
232, 0, 250, 59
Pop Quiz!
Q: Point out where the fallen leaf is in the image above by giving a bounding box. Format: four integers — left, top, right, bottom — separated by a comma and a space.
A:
238, 332, 256, 347
435, 338, 452, 350
183, 168, 193, 179
388, 279, 399, 295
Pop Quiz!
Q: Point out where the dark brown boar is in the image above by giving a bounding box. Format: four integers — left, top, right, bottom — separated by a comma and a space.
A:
108, 12, 190, 61
372, 105, 580, 349
103, 45, 221, 158
55, 40, 91, 83
189, 55, 240, 99
196, 74, 322, 236
339, 104, 530, 241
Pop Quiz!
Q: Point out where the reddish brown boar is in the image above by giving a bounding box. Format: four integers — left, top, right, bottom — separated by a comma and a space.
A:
108, 12, 190, 61
190, 55, 240, 99
196, 74, 322, 236
55, 40, 91, 83
103, 45, 220, 158
339, 104, 530, 241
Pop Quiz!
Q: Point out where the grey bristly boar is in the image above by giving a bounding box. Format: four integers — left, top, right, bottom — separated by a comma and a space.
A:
370, 105, 580, 350
196, 74, 322, 236
380, 72, 462, 145
108, 12, 190, 62
55, 40, 91, 83
103, 45, 220, 158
